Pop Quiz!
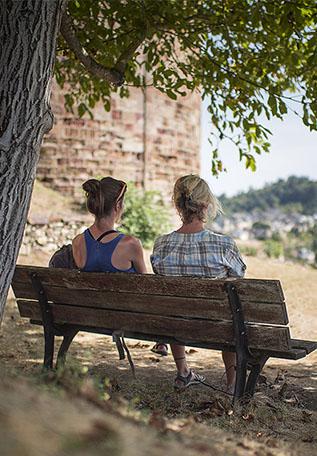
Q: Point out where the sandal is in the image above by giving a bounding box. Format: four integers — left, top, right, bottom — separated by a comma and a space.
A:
151, 343, 168, 356
174, 369, 205, 391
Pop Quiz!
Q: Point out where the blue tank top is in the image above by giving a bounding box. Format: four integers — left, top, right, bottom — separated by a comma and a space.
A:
82, 229, 137, 273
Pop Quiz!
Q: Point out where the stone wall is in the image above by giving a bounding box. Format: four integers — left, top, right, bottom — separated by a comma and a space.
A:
21, 215, 89, 256
37, 81, 201, 202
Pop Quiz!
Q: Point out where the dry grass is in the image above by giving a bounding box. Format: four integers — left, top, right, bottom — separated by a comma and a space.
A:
29, 180, 85, 220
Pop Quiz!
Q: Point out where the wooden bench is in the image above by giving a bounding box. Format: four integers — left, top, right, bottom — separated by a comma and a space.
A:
11, 265, 317, 402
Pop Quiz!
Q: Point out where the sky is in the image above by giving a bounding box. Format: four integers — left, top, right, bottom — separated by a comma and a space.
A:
200, 98, 317, 197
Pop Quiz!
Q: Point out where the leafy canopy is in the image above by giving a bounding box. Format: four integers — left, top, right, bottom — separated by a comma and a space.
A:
57, 0, 317, 174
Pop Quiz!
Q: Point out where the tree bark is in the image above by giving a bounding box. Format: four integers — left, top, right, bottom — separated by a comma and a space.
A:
0, 0, 65, 322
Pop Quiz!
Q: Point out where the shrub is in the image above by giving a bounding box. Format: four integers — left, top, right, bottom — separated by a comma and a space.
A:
120, 183, 171, 249
271, 231, 282, 242
240, 246, 258, 257
263, 240, 284, 259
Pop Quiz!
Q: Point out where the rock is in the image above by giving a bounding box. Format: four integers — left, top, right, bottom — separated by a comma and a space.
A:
36, 237, 47, 246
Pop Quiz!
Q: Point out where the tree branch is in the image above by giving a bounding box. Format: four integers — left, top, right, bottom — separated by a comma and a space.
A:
114, 31, 147, 74
60, 12, 146, 86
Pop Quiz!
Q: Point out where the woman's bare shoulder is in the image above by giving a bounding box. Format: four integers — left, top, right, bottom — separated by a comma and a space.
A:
72, 233, 84, 245
120, 234, 142, 249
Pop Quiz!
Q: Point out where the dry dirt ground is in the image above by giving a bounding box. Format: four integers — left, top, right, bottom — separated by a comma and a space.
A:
0, 249, 316, 456
28, 181, 83, 221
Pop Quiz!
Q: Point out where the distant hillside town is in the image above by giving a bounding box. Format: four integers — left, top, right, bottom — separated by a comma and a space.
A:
215, 176, 317, 266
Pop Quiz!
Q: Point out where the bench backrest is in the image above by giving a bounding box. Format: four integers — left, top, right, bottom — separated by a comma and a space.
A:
11, 265, 290, 351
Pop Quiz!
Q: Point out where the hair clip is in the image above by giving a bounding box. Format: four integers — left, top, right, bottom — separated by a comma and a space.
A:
116, 183, 127, 202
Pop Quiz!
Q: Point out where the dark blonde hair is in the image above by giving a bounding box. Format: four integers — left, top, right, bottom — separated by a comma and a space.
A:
83, 177, 126, 219
173, 174, 222, 223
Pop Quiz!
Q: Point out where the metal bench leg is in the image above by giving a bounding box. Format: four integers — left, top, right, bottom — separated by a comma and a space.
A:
43, 328, 55, 370
30, 272, 55, 370
56, 329, 78, 369
245, 355, 269, 397
234, 351, 248, 401
226, 283, 250, 405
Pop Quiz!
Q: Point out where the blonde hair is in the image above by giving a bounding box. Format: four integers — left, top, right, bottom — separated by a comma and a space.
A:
173, 174, 222, 223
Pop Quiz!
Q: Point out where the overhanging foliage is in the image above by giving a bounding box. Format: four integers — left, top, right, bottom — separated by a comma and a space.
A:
56, 0, 317, 173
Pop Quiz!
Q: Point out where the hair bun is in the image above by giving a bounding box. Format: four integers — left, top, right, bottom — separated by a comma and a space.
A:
82, 179, 100, 194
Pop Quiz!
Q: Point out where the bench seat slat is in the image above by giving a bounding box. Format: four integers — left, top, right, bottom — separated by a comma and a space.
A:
27, 320, 310, 361
12, 283, 288, 324
17, 300, 291, 351
12, 265, 285, 304
290, 339, 317, 354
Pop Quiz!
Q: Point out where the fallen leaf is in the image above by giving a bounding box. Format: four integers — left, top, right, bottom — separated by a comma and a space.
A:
129, 342, 150, 349
278, 382, 288, 397
195, 399, 226, 418
258, 374, 268, 385
302, 410, 313, 423
274, 370, 287, 384
302, 435, 314, 443
149, 357, 160, 363
237, 441, 251, 450
110, 378, 121, 392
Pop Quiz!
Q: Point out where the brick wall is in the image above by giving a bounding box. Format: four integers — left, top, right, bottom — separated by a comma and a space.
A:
37, 81, 200, 202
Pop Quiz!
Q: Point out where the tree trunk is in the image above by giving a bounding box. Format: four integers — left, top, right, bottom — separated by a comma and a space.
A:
0, 0, 65, 323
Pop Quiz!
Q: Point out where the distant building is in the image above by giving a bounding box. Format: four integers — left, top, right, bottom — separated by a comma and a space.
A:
37, 81, 201, 202
232, 229, 250, 241
251, 222, 272, 240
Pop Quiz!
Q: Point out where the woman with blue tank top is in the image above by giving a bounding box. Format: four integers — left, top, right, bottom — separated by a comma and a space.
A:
72, 177, 146, 275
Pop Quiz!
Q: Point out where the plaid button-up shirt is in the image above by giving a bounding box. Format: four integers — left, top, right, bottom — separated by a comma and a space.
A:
150, 229, 246, 278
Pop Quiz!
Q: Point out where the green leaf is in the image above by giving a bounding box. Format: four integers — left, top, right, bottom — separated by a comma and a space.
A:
279, 99, 287, 114
103, 99, 111, 111
268, 94, 278, 116
78, 103, 87, 117
166, 90, 177, 100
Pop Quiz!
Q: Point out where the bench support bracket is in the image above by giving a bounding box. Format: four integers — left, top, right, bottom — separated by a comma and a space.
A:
245, 355, 269, 397
56, 328, 78, 369
226, 283, 250, 402
226, 283, 269, 403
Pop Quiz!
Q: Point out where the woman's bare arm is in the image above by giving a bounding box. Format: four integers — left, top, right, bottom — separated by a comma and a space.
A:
127, 237, 147, 273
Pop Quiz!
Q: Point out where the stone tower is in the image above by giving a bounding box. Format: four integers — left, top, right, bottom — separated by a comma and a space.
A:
37, 81, 201, 201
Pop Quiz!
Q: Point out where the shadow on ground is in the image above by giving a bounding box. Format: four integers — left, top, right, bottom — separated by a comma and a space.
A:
1, 298, 317, 456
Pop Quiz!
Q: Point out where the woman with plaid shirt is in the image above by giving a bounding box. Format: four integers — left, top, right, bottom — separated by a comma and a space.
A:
151, 175, 246, 392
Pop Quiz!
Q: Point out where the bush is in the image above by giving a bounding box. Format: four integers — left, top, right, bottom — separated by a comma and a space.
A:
263, 240, 284, 259
240, 246, 258, 257
120, 183, 171, 248
271, 231, 282, 242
